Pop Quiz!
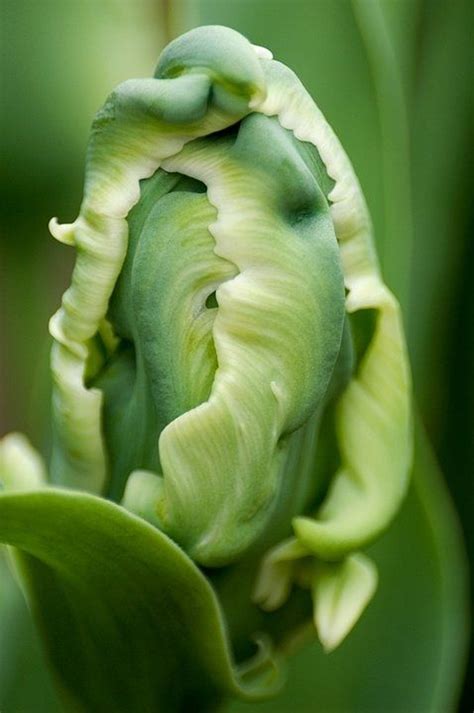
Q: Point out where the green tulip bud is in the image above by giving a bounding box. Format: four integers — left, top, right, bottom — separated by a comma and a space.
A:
0, 27, 412, 711
47, 25, 411, 646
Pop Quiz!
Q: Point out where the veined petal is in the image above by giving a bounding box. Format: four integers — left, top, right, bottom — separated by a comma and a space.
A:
49, 27, 267, 494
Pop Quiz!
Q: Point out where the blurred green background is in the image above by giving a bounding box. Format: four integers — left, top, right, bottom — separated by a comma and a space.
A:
1, 0, 472, 710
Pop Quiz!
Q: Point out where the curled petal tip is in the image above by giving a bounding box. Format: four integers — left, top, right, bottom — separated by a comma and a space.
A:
0, 432, 46, 490
252, 44, 273, 60
49, 217, 75, 245
313, 554, 378, 653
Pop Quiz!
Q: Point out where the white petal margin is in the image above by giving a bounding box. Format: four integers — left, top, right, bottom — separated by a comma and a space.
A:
0, 433, 46, 491
312, 553, 378, 652
253, 537, 377, 652
252, 58, 411, 645
48, 29, 412, 581
253, 538, 309, 612
252, 60, 412, 559
48, 30, 267, 493
252, 44, 273, 60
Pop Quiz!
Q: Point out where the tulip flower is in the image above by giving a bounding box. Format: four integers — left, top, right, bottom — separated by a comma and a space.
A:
0, 25, 415, 712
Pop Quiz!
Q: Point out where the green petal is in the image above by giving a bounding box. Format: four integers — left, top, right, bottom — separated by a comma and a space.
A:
312, 553, 377, 652
228, 419, 468, 712
49, 26, 410, 572
49, 27, 266, 494
0, 433, 46, 491
294, 286, 412, 559
253, 59, 412, 559
121, 113, 345, 566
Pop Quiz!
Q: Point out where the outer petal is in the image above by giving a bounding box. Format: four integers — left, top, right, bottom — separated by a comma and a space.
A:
254, 59, 412, 559
230, 420, 469, 712
49, 27, 267, 494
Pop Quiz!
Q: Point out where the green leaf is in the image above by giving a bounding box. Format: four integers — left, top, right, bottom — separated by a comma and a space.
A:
0, 552, 60, 713
0, 489, 282, 712
1, 418, 468, 712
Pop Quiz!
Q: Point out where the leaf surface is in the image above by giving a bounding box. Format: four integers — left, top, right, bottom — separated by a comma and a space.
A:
0, 490, 281, 712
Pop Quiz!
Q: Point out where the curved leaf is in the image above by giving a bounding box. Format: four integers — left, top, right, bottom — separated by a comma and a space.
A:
0, 552, 59, 712
2, 420, 466, 712
0, 489, 282, 712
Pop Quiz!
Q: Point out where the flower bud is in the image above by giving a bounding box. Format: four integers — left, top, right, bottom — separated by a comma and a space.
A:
49, 26, 411, 643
